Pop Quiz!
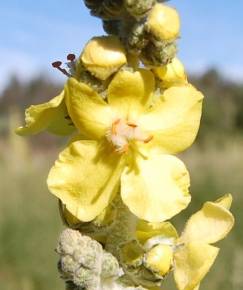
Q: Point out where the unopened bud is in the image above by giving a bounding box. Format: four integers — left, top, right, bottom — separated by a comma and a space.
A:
153, 58, 187, 88
144, 244, 173, 277
81, 36, 127, 80
146, 4, 180, 41
141, 40, 177, 66
103, 19, 121, 35
125, 0, 156, 18
127, 22, 148, 54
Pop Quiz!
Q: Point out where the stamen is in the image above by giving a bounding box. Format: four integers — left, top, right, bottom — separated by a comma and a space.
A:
52, 61, 62, 68
111, 119, 121, 135
144, 135, 153, 143
127, 122, 138, 128
67, 53, 76, 62
51, 60, 72, 77
107, 118, 153, 154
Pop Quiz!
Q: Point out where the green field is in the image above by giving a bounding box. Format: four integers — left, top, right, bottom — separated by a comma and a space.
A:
0, 132, 242, 290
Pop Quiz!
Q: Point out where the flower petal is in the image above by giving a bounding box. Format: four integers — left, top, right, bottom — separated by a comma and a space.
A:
16, 91, 75, 136
180, 195, 234, 244
121, 153, 191, 222
65, 78, 113, 139
174, 242, 219, 290
214, 193, 233, 210
136, 220, 178, 245
107, 69, 155, 119
138, 84, 203, 154
47, 139, 124, 222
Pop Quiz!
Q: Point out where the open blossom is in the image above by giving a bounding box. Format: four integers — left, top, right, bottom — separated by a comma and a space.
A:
47, 68, 203, 223
136, 194, 234, 290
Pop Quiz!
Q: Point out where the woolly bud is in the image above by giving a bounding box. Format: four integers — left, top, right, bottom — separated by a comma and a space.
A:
127, 22, 148, 55
81, 36, 127, 80
103, 19, 121, 35
141, 40, 177, 66
146, 4, 180, 41
153, 58, 187, 88
57, 229, 123, 290
124, 0, 156, 19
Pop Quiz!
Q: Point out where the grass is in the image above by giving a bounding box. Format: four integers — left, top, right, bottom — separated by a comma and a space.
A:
0, 134, 243, 290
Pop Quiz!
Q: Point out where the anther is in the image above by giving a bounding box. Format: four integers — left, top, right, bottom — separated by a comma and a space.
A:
51, 61, 72, 77
127, 122, 138, 128
52, 61, 62, 68
144, 135, 153, 143
67, 53, 76, 62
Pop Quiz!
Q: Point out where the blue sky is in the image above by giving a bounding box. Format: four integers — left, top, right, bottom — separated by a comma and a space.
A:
0, 0, 243, 89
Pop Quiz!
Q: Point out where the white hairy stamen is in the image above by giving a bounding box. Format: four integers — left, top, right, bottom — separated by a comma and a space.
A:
106, 119, 153, 153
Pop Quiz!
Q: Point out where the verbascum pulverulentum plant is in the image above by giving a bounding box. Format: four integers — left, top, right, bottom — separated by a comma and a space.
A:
16, 1, 234, 289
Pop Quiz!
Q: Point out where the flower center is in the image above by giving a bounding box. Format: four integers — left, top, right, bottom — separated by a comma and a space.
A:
106, 119, 153, 153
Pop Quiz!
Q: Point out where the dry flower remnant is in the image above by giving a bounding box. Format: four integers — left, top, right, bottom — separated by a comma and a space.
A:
16, 1, 234, 289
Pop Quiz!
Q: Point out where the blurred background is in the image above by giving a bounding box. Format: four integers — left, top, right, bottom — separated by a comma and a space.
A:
0, 0, 243, 289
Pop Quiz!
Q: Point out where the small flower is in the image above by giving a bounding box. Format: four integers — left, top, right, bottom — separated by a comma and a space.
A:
139, 194, 234, 290
145, 4, 180, 41
16, 91, 75, 136
80, 36, 127, 80
47, 68, 203, 223
173, 194, 234, 290
152, 58, 188, 88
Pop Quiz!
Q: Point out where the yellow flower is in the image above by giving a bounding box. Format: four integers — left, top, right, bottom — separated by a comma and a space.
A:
146, 4, 180, 41
173, 194, 234, 290
153, 58, 187, 88
16, 91, 75, 136
140, 194, 234, 290
81, 36, 127, 80
47, 69, 203, 222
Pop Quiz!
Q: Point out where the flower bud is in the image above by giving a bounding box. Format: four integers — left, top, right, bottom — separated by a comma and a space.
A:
144, 244, 173, 277
153, 58, 187, 88
81, 36, 127, 80
146, 4, 180, 41
141, 40, 177, 66
125, 0, 156, 18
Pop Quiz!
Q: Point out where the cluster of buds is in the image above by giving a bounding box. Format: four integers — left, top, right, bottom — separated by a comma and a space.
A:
84, 0, 180, 66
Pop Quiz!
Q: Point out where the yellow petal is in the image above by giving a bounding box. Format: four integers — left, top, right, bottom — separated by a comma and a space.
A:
16, 91, 75, 136
138, 84, 203, 154
136, 220, 178, 245
65, 77, 113, 140
47, 139, 124, 222
107, 69, 155, 119
215, 193, 233, 210
81, 36, 127, 80
174, 242, 219, 290
153, 58, 188, 89
121, 153, 191, 222
180, 195, 234, 244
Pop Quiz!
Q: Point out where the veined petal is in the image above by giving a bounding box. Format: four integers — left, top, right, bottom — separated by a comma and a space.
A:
47, 139, 124, 222
138, 84, 203, 154
121, 153, 191, 222
180, 195, 234, 244
107, 69, 155, 119
136, 220, 178, 245
174, 242, 219, 290
65, 78, 113, 140
16, 91, 75, 136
